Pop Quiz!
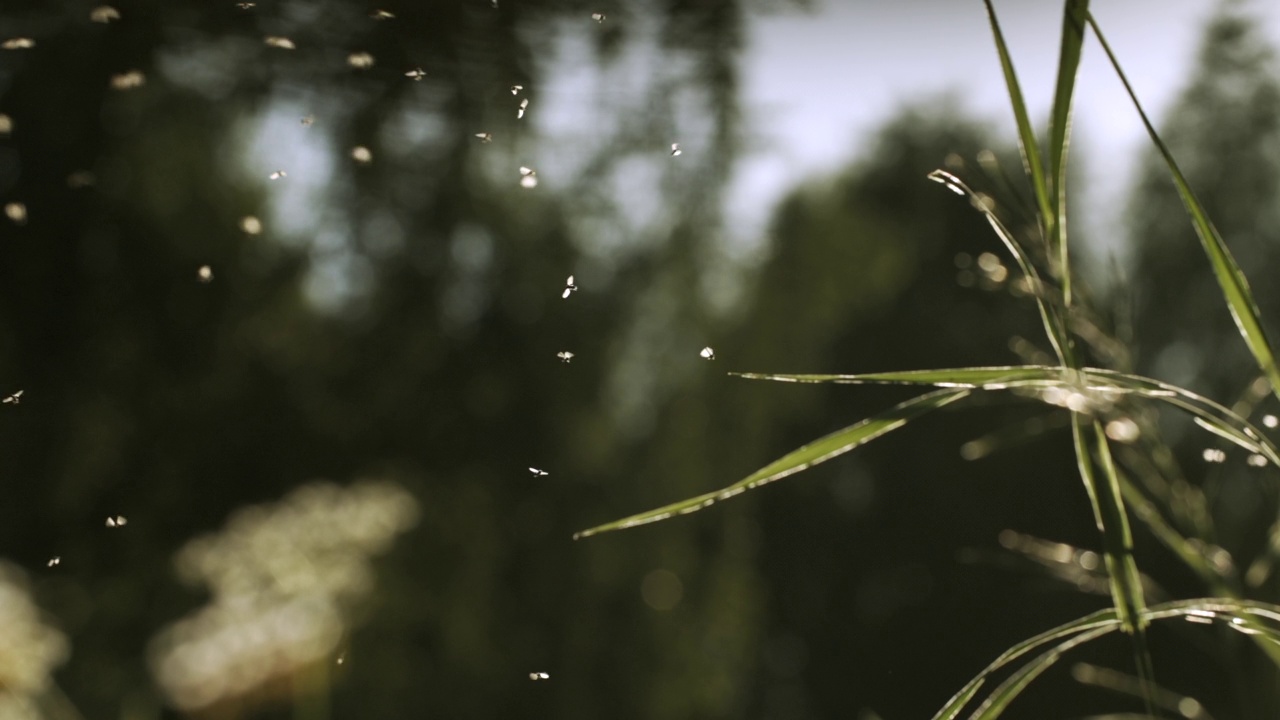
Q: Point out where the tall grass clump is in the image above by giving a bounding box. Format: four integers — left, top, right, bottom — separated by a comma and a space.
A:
577, 1, 1280, 716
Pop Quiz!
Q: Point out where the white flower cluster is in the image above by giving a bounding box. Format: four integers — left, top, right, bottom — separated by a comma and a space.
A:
0, 563, 69, 718
149, 481, 418, 712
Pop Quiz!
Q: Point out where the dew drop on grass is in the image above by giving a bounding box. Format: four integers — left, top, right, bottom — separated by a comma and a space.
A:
1202, 448, 1226, 463
529, 672, 549, 681
474, 132, 492, 143
197, 265, 213, 283
1077, 550, 1099, 571
2, 390, 23, 405
351, 146, 373, 164
1264, 414, 1278, 429
1105, 418, 1140, 443
110, 71, 145, 90
347, 52, 375, 69
90, 6, 121, 22
5, 202, 28, 224
926, 169, 966, 196
264, 36, 296, 50
2, 38, 36, 50
1177, 698, 1204, 719
1248, 454, 1268, 468
240, 216, 262, 235
699, 347, 715, 360
519, 167, 537, 188
405, 67, 426, 81
556, 351, 573, 363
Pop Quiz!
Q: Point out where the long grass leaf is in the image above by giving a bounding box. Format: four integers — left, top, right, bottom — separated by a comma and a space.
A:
969, 626, 1113, 720
1089, 419, 1158, 713
929, 608, 1120, 720
574, 388, 971, 539
927, 171, 1071, 365
981, 0, 1053, 234
1045, 0, 1090, 305
1086, 12, 1280, 400
736, 365, 1280, 467
1092, 420, 1149, 631
734, 365, 1066, 388
934, 598, 1280, 719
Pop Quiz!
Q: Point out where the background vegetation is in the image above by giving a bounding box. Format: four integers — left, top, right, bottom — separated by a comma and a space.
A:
2, 1, 1279, 718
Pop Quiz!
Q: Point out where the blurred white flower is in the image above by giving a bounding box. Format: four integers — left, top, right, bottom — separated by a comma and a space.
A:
0, 562, 69, 707
347, 52, 375, 69
89, 6, 121, 23
150, 481, 418, 713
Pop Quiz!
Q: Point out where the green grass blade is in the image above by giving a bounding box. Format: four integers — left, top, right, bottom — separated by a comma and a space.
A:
737, 365, 1280, 467
1093, 420, 1149, 632
1088, 419, 1158, 713
935, 599, 1280, 719
1072, 662, 1218, 719
1086, 12, 1280, 400
574, 388, 971, 539
968, 626, 1113, 720
928, 170, 1073, 366
1045, 0, 1089, 306
932, 680, 986, 720
982, 0, 1053, 234
929, 608, 1120, 720
1072, 416, 1148, 634
734, 365, 1065, 388
1086, 368, 1280, 466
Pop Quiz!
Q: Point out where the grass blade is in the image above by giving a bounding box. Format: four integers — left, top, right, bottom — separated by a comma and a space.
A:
1045, 0, 1090, 305
929, 607, 1120, 720
981, 0, 1053, 235
1086, 12, 1280, 400
1088, 418, 1159, 713
1072, 416, 1148, 634
736, 365, 1280, 467
969, 625, 1113, 720
927, 170, 1072, 365
935, 598, 1280, 719
573, 388, 971, 539
734, 365, 1066, 388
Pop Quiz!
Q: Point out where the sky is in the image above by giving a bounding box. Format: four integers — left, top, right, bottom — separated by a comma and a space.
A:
732, 0, 1280, 258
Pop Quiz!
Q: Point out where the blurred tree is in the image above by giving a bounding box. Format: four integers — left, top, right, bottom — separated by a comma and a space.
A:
0, 1, 767, 718
697, 103, 1114, 719
1127, 2, 1280, 402
1123, 3, 1280, 716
